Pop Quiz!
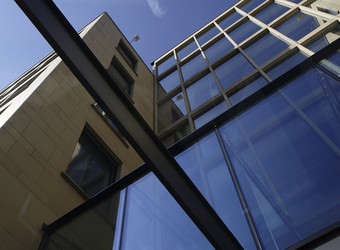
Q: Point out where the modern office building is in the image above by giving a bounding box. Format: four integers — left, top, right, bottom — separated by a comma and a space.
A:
2, 0, 340, 249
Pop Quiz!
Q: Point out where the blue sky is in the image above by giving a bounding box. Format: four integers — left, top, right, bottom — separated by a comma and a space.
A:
0, 0, 236, 90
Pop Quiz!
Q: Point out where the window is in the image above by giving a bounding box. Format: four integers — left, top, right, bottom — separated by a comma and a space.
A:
117, 40, 138, 70
92, 103, 126, 141
108, 57, 134, 96
65, 126, 120, 197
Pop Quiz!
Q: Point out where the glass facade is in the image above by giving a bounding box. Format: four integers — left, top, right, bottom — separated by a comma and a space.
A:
41, 0, 340, 249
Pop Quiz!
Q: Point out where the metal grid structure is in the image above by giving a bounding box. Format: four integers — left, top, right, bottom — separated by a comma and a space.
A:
154, 0, 340, 146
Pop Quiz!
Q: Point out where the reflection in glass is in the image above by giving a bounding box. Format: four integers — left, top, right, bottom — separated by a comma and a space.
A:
254, 3, 289, 24
307, 25, 340, 53
158, 93, 187, 131
177, 40, 198, 61
214, 53, 254, 89
229, 77, 268, 105
267, 52, 306, 80
187, 73, 221, 111
157, 55, 176, 76
228, 20, 261, 44
158, 70, 180, 98
276, 12, 320, 41
241, 0, 266, 13
120, 173, 213, 249
181, 54, 207, 81
218, 11, 243, 30
320, 49, 340, 77
176, 133, 256, 249
204, 37, 234, 64
194, 101, 229, 129
220, 68, 340, 249
197, 26, 220, 45
244, 33, 288, 66
161, 122, 191, 147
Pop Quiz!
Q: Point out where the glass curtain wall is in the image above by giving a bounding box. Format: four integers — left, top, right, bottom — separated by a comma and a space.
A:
154, 0, 340, 147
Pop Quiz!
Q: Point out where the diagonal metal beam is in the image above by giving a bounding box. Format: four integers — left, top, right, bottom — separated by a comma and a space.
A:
14, 0, 242, 248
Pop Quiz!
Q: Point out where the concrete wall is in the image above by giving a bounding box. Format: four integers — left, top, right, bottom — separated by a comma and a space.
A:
0, 13, 153, 249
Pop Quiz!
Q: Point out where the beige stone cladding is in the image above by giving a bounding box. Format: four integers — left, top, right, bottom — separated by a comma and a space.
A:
0, 13, 153, 249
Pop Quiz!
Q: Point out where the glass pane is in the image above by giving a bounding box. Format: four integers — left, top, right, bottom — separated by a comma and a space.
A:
228, 20, 261, 44
157, 55, 176, 76
276, 12, 321, 41
120, 173, 213, 249
214, 53, 255, 89
158, 93, 187, 131
158, 70, 180, 98
244, 33, 289, 66
320, 49, 340, 77
217, 11, 243, 30
44, 190, 122, 249
176, 133, 256, 249
181, 54, 207, 81
307, 25, 340, 53
267, 52, 307, 80
241, 0, 266, 13
204, 37, 234, 64
286, 0, 301, 3
177, 40, 198, 61
194, 101, 229, 129
161, 122, 191, 147
229, 77, 268, 105
187, 73, 221, 111
254, 3, 289, 24
220, 68, 340, 249
197, 26, 220, 45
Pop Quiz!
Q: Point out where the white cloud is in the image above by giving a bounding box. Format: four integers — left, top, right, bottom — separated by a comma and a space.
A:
146, 0, 166, 18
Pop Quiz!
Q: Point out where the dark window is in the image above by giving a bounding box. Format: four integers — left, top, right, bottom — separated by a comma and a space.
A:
108, 57, 134, 96
65, 126, 120, 197
117, 41, 138, 70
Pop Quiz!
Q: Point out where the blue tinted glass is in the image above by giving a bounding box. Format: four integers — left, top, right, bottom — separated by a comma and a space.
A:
181, 54, 207, 81
197, 26, 220, 45
120, 173, 213, 249
321, 49, 340, 77
254, 3, 289, 24
161, 123, 191, 147
228, 20, 261, 44
276, 12, 320, 41
194, 101, 229, 129
187, 73, 221, 111
177, 40, 198, 61
220, 68, 340, 249
286, 0, 301, 3
157, 55, 176, 76
267, 52, 307, 80
244, 33, 288, 66
176, 133, 256, 249
215, 53, 254, 89
229, 77, 268, 105
307, 25, 340, 53
218, 12, 242, 30
241, 0, 266, 13
158, 70, 180, 95
204, 37, 234, 64
158, 92, 187, 131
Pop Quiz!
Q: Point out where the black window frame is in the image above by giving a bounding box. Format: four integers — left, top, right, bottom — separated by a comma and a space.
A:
108, 56, 135, 97
62, 124, 121, 199
117, 40, 138, 71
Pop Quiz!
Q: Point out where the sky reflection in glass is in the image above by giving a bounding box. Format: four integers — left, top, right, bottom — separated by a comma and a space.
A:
220, 68, 340, 249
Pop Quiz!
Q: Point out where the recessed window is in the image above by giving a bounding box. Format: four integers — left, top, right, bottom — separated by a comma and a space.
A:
108, 57, 134, 96
65, 126, 120, 197
117, 40, 138, 71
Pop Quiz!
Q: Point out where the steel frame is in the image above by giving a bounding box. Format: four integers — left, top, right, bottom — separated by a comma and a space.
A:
15, 0, 242, 248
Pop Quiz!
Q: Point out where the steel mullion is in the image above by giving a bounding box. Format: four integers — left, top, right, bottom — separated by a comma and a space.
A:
14, 0, 242, 248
